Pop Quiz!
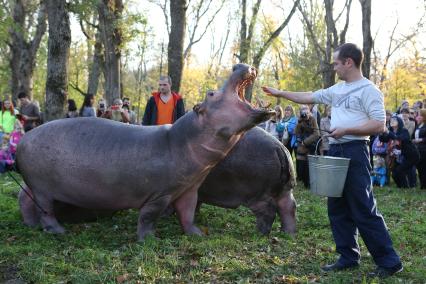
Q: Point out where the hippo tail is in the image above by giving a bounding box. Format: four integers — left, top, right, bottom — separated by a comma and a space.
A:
276, 143, 296, 194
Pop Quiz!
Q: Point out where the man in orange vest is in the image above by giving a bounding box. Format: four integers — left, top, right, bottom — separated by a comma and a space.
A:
142, 75, 185, 125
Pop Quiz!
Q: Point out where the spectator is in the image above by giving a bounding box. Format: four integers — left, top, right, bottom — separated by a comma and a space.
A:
280, 105, 298, 155
0, 135, 13, 173
97, 99, 107, 117
0, 96, 18, 137
102, 98, 130, 123
308, 103, 321, 127
396, 100, 409, 115
265, 105, 283, 140
79, 94, 96, 117
17, 92, 40, 132
9, 120, 24, 159
320, 105, 331, 155
413, 109, 426, 189
380, 115, 419, 188
123, 97, 137, 124
385, 109, 392, 129
294, 105, 320, 188
65, 99, 79, 118
371, 155, 387, 187
400, 108, 415, 137
142, 75, 185, 125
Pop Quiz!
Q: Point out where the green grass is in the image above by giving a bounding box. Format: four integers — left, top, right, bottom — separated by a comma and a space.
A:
0, 173, 425, 283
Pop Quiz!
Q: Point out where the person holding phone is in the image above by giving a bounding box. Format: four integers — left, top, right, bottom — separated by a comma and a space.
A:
101, 98, 130, 123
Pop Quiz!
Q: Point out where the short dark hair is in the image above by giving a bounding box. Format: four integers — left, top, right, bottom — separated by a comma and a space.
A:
159, 75, 172, 85
335, 43, 364, 69
18, 92, 28, 99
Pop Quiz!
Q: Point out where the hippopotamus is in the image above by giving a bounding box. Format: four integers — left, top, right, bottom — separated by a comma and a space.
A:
197, 127, 297, 235
17, 63, 274, 240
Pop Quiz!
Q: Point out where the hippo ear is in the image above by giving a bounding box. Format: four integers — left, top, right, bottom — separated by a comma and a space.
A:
193, 103, 206, 115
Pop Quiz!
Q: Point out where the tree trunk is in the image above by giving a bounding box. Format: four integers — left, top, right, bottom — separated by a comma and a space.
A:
98, 0, 123, 105
9, 0, 47, 102
168, 0, 187, 93
44, 0, 70, 121
360, 0, 372, 79
87, 30, 104, 96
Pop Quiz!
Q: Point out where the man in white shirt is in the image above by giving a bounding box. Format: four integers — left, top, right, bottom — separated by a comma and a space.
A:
262, 43, 402, 278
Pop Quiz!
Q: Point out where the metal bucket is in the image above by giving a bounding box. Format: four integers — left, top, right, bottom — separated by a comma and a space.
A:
307, 138, 350, 197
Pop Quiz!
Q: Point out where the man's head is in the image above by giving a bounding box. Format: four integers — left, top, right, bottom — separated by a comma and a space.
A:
158, 75, 172, 95
18, 92, 30, 106
400, 107, 410, 120
333, 43, 363, 81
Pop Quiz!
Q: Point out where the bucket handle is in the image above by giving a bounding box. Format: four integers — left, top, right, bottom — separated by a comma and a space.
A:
314, 137, 323, 155
314, 136, 345, 157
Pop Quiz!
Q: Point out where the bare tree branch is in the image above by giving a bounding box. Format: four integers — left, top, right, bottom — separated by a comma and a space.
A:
253, 0, 300, 67
69, 81, 87, 96
184, 0, 225, 60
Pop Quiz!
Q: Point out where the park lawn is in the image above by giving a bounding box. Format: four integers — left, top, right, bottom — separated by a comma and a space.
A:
0, 173, 425, 284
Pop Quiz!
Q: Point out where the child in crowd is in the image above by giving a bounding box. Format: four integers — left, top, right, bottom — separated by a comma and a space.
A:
9, 120, 25, 156
0, 134, 14, 173
372, 155, 387, 187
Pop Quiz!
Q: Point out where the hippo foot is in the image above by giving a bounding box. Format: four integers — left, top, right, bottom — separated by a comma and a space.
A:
280, 226, 296, 236
183, 225, 204, 236
43, 225, 66, 234
137, 228, 156, 242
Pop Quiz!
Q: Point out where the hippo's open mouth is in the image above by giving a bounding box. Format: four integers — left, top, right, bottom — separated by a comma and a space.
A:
236, 67, 272, 111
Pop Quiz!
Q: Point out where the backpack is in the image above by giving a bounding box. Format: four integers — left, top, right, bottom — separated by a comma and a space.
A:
372, 136, 387, 155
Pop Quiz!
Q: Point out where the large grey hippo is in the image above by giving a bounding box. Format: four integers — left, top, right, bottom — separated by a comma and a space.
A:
17, 64, 274, 240
198, 127, 297, 235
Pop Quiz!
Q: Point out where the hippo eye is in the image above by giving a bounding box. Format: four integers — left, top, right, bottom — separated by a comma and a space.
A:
208, 91, 214, 97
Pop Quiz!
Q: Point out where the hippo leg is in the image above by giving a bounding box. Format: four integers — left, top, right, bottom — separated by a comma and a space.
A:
249, 199, 277, 235
18, 187, 40, 227
137, 195, 171, 241
174, 186, 203, 236
31, 191, 65, 234
277, 191, 297, 235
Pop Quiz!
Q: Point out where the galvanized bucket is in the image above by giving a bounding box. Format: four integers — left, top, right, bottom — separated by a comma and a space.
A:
307, 138, 350, 197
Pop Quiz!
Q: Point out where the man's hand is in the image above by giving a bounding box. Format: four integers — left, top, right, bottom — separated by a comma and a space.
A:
262, 86, 282, 97
328, 127, 347, 139
21, 114, 29, 120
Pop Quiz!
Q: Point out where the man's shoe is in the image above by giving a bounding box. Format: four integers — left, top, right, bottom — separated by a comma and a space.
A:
321, 262, 359, 272
368, 263, 403, 278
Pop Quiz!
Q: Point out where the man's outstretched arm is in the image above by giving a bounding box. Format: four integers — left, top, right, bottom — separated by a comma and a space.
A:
262, 86, 315, 104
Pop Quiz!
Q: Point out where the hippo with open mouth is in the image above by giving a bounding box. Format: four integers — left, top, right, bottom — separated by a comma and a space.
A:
17, 64, 274, 241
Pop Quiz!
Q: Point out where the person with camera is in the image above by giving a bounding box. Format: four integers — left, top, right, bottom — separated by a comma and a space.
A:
97, 99, 107, 117
101, 98, 130, 123
262, 43, 403, 278
142, 75, 185, 126
294, 105, 320, 188
122, 97, 137, 124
